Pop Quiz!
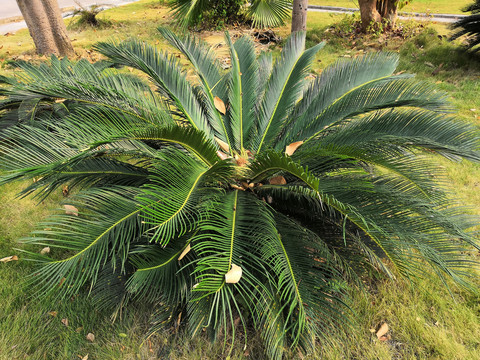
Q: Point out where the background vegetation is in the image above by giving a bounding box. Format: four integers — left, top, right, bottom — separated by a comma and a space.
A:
0, 0, 479, 359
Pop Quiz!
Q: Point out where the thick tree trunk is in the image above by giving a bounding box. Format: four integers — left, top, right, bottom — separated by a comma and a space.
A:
358, 0, 398, 32
358, 0, 382, 31
16, 0, 74, 56
291, 0, 308, 33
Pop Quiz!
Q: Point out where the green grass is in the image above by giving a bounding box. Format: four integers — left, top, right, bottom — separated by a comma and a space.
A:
308, 0, 473, 15
1, 2, 480, 359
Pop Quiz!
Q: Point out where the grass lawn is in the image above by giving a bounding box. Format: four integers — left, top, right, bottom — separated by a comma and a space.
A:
1, 1, 480, 358
308, 0, 473, 15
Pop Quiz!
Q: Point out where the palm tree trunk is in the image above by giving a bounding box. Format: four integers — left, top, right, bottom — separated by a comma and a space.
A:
16, 0, 74, 56
358, 0, 398, 31
291, 0, 308, 32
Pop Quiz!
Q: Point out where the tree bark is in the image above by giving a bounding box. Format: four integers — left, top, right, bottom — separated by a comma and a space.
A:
16, 0, 74, 56
291, 0, 308, 33
358, 0, 382, 31
358, 0, 398, 31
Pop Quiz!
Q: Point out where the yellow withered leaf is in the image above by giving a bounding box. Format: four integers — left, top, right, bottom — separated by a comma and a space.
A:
225, 263, 242, 283
285, 141, 303, 156
214, 137, 230, 153
40, 247, 51, 255
214, 96, 226, 115
64, 205, 79, 216
0, 255, 18, 262
178, 244, 191, 261
217, 150, 230, 160
376, 323, 389, 339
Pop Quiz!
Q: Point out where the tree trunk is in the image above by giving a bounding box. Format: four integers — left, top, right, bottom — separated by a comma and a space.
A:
358, 0, 382, 31
16, 0, 74, 56
378, 0, 398, 24
291, 0, 308, 33
358, 0, 398, 32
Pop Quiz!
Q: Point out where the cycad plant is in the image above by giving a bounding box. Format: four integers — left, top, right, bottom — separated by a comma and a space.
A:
451, 0, 480, 52
1, 29, 479, 358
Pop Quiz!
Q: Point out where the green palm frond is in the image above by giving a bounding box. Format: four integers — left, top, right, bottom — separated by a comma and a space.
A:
158, 28, 231, 145
94, 39, 213, 136
254, 33, 324, 153
248, 0, 292, 28
1, 30, 479, 360
259, 213, 351, 355
22, 187, 145, 299
137, 149, 231, 246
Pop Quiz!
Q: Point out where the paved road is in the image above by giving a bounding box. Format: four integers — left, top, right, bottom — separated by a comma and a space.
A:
0, 0, 138, 19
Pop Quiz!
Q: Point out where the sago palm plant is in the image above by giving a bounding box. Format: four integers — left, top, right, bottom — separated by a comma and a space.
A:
1, 29, 479, 358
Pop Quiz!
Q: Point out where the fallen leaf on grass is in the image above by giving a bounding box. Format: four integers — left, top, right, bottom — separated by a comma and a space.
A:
61, 318, 69, 327
86, 333, 95, 342
40, 247, 50, 255
64, 205, 79, 216
0, 255, 18, 262
376, 323, 389, 338
48, 311, 58, 317
76, 327, 83, 333
379, 334, 391, 342
225, 263, 242, 283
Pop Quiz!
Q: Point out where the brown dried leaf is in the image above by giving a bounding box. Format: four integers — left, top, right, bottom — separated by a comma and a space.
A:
40, 247, 51, 255
285, 141, 303, 156
48, 311, 58, 317
61, 318, 69, 327
376, 323, 389, 338
214, 96, 226, 115
269, 176, 287, 185
64, 205, 79, 216
86, 333, 95, 342
0, 255, 18, 262
235, 156, 248, 167
214, 137, 230, 153
178, 244, 191, 261
225, 263, 242, 283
